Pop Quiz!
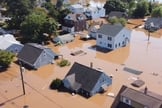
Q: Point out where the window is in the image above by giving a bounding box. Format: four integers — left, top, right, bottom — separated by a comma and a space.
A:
122, 97, 131, 105
107, 37, 112, 41
123, 34, 125, 37
122, 41, 125, 45
98, 34, 102, 38
99, 42, 102, 44
107, 44, 112, 48
115, 44, 117, 48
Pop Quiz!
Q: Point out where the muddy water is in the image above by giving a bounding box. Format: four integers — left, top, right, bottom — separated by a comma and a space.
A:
1, 30, 162, 108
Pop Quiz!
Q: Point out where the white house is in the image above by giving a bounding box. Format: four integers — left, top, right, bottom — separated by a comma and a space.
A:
0, 34, 23, 53
69, 4, 84, 14
84, 6, 105, 19
96, 24, 131, 50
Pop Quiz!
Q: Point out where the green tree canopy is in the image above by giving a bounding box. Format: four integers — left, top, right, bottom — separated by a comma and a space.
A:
6, 0, 36, 29
104, 0, 128, 14
108, 17, 127, 26
21, 8, 58, 43
133, 0, 149, 18
151, 6, 162, 17
0, 50, 15, 68
43, 2, 70, 24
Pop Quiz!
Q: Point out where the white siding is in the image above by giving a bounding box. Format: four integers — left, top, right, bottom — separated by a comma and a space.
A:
96, 33, 115, 49
114, 29, 131, 49
96, 28, 131, 50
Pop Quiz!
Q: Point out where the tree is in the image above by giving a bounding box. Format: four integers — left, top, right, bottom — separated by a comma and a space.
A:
104, 0, 128, 14
151, 6, 162, 17
21, 8, 58, 43
56, 0, 63, 9
119, 18, 127, 26
108, 17, 119, 25
0, 50, 15, 68
43, 2, 70, 24
50, 78, 62, 89
6, 0, 36, 29
133, 0, 149, 18
108, 17, 127, 26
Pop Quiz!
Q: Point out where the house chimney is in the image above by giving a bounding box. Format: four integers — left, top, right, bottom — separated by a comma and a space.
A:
90, 62, 93, 68
144, 86, 148, 95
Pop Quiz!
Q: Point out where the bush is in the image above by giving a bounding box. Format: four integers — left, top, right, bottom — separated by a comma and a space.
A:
0, 50, 15, 68
108, 17, 127, 26
58, 59, 70, 67
50, 78, 62, 89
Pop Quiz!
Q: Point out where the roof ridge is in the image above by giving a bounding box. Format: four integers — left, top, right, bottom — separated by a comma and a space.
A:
125, 86, 162, 102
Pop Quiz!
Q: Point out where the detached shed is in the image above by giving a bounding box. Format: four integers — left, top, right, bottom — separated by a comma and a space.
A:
53, 34, 75, 44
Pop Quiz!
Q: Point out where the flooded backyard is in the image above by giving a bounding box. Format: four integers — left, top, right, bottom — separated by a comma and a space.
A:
1, 29, 162, 108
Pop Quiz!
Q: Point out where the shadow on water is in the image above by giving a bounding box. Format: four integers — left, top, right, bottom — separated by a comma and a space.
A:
0, 94, 24, 107
88, 45, 112, 53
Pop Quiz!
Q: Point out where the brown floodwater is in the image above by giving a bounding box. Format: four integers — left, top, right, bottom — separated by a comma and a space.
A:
1, 29, 162, 108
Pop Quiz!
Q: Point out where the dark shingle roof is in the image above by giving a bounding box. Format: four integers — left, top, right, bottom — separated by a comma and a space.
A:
121, 86, 162, 108
145, 17, 162, 27
97, 24, 124, 37
65, 62, 103, 92
17, 43, 45, 65
109, 11, 127, 18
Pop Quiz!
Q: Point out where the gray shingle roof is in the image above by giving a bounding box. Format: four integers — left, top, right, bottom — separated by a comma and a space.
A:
17, 43, 45, 66
65, 62, 103, 92
97, 24, 124, 37
145, 17, 162, 28
109, 11, 127, 18
121, 87, 162, 108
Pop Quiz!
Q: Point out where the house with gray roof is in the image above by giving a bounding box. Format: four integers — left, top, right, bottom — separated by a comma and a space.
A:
111, 85, 162, 108
84, 6, 105, 20
144, 17, 162, 31
63, 62, 112, 97
96, 24, 131, 50
0, 34, 23, 53
17, 43, 58, 69
62, 13, 87, 33
68, 4, 84, 14
108, 11, 128, 19
53, 33, 74, 44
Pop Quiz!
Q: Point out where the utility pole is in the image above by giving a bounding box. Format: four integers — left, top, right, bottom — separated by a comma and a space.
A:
148, 30, 150, 41
19, 61, 26, 95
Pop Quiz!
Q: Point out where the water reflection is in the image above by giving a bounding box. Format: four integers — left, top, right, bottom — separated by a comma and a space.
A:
95, 45, 130, 64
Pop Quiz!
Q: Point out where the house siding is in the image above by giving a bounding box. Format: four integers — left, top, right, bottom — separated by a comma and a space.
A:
63, 17, 86, 33
96, 28, 131, 50
85, 8, 105, 19
34, 50, 54, 68
114, 29, 131, 49
90, 73, 112, 96
69, 6, 84, 14
6, 44, 23, 54
120, 96, 145, 108
96, 33, 115, 49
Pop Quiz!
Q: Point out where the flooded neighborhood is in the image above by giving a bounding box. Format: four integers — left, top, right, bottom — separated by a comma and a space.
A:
1, 0, 162, 108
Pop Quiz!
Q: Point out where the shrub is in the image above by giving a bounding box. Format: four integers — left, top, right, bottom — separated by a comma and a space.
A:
58, 59, 70, 67
50, 78, 62, 89
0, 50, 15, 68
